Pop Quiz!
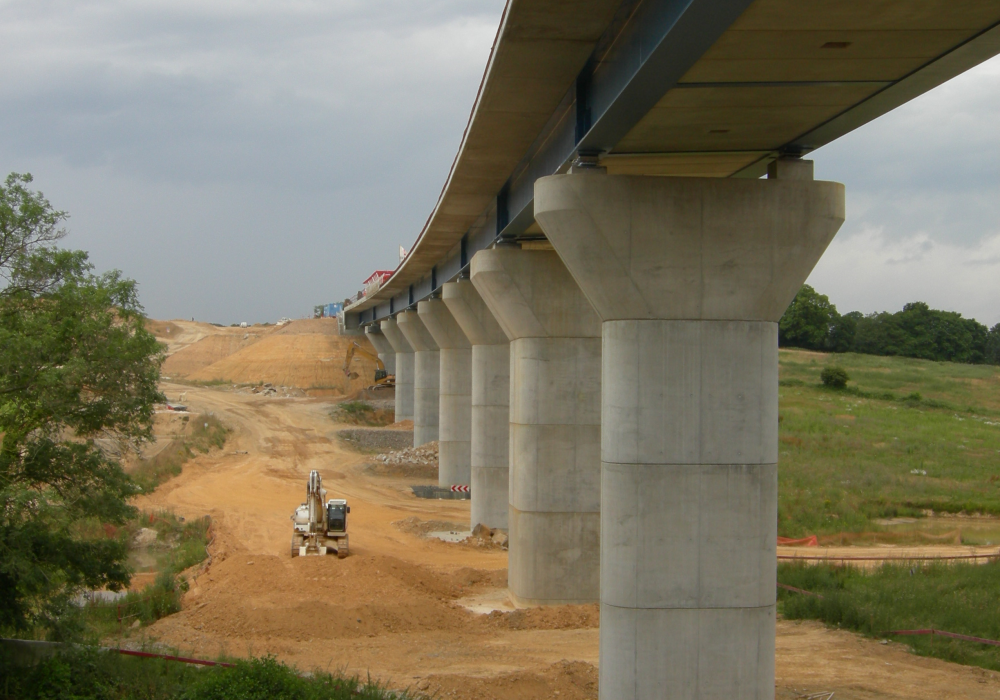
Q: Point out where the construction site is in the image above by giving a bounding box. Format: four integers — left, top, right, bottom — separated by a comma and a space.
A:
122, 318, 1000, 700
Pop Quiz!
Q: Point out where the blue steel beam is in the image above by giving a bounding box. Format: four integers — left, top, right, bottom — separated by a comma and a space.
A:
349, 0, 753, 327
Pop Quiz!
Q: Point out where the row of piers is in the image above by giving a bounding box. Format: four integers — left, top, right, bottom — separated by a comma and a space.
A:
357, 167, 845, 699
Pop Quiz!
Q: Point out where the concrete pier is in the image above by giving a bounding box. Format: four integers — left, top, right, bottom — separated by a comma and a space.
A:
396, 309, 440, 446
472, 248, 601, 606
535, 165, 845, 699
364, 326, 396, 375
443, 279, 510, 529
419, 298, 472, 488
380, 318, 413, 424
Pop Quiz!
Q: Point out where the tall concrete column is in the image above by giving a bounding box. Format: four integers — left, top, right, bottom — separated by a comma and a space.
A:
364, 326, 396, 375
397, 309, 439, 447
380, 318, 413, 423
534, 163, 845, 699
472, 248, 601, 606
419, 299, 472, 487
443, 279, 510, 529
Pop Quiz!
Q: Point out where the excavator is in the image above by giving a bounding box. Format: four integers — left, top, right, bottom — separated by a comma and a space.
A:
291, 470, 350, 558
343, 341, 394, 389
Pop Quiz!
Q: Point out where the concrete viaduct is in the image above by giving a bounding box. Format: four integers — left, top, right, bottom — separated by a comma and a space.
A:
345, 1, 1000, 697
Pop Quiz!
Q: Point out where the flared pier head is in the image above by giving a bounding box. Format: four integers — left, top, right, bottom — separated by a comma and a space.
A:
534, 164, 845, 699
364, 325, 396, 375
380, 318, 413, 424
419, 298, 473, 488
396, 309, 440, 447
443, 279, 510, 530
471, 248, 602, 606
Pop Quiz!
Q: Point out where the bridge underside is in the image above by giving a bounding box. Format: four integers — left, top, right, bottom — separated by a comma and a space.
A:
345, 1, 1000, 698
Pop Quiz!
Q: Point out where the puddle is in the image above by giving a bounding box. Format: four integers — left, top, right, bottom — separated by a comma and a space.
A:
428, 530, 472, 543
456, 588, 517, 615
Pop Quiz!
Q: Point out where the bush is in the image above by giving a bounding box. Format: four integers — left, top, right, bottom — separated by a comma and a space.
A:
0, 649, 415, 700
820, 366, 849, 389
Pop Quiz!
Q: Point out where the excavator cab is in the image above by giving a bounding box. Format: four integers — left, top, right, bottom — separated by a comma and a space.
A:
326, 500, 349, 533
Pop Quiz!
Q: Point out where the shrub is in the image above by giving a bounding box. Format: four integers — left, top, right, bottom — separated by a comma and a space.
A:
0, 649, 415, 700
820, 366, 849, 389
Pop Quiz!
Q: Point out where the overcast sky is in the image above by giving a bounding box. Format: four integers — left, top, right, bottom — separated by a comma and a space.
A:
2, 1, 998, 327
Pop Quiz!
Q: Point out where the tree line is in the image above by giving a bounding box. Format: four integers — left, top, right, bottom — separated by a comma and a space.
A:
779, 284, 1000, 365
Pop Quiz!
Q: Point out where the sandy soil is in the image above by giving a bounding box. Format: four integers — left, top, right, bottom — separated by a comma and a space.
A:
151, 317, 379, 394
163, 333, 263, 378
147, 319, 249, 357
130, 382, 1000, 699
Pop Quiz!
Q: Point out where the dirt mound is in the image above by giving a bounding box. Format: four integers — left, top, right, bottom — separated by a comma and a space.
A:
419, 661, 598, 700
163, 334, 262, 378
485, 604, 599, 631
145, 319, 183, 338
179, 553, 477, 642
186, 333, 378, 391
271, 318, 341, 336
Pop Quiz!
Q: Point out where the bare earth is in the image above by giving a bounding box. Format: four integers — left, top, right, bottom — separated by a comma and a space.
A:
133, 382, 1000, 699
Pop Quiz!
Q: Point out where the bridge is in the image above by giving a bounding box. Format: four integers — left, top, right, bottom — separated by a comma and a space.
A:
344, 2, 1000, 697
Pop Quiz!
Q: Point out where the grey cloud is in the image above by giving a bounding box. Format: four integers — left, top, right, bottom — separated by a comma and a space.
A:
3, 1, 998, 326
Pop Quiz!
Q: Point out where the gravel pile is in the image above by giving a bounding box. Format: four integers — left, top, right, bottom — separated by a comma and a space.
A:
338, 427, 415, 452
373, 441, 438, 467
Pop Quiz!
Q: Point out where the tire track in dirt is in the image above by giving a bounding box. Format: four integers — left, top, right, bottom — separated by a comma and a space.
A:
135, 383, 1000, 700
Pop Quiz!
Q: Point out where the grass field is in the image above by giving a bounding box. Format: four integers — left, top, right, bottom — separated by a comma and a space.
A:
778, 560, 1000, 672
777, 350, 1000, 537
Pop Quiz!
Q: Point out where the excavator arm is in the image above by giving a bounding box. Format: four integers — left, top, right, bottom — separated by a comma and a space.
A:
343, 342, 393, 386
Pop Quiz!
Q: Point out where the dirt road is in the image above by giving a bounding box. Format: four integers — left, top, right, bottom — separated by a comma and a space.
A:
139, 383, 1000, 699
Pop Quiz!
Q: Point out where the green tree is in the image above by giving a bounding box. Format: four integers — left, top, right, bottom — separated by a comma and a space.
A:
987, 324, 1000, 365
828, 310, 861, 353
854, 302, 989, 364
779, 284, 840, 351
0, 173, 163, 635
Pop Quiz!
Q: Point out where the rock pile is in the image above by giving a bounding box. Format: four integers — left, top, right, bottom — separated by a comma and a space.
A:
472, 522, 509, 549
234, 383, 304, 398
373, 441, 439, 468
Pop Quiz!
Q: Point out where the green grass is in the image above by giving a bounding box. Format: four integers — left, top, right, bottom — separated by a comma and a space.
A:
132, 414, 229, 492
60, 512, 212, 641
330, 400, 394, 426
0, 650, 419, 700
778, 349, 1000, 536
778, 560, 1000, 672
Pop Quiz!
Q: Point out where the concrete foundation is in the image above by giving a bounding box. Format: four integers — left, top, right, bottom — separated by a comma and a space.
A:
419, 299, 472, 488
380, 319, 413, 423
443, 279, 510, 529
396, 310, 440, 446
471, 248, 601, 605
364, 325, 396, 375
534, 167, 845, 699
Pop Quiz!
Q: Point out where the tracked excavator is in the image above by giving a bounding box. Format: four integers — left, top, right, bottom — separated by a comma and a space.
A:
343, 342, 394, 389
291, 470, 350, 558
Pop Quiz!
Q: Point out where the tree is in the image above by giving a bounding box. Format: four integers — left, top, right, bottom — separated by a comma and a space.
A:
854, 302, 989, 364
987, 324, 1000, 366
0, 173, 163, 635
828, 310, 861, 353
779, 284, 840, 350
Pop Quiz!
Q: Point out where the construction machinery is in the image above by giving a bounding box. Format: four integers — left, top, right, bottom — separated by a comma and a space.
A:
343, 341, 394, 389
291, 470, 350, 558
